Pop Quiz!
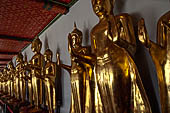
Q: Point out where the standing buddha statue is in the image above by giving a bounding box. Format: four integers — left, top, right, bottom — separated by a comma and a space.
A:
7, 61, 19, 104
23, 54, 33, 106
28, 38, 44, 112
15, 53, 22, 100
89, 0, 152, 112
7, 62, 15, 98
43, 48, 56, 113
0, 70, 5, 94
60, 23, 93, 113
2, 68, 9, 95
0, 68, 13, 102
16, 53, 26, 103
19, 54, 34, 113
0, 72, 3, 94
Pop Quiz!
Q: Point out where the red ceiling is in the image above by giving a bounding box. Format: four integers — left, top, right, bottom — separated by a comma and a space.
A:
0, 61, 10, 64
0, 54, 14, 59
0, 39, 30, 52
0, 0, 76, 69
0, 0, 67, 39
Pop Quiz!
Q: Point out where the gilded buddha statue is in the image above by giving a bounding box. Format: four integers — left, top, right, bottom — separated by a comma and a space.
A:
6, 61, 19, 104
43, 48, 56, 113
0, 68, 14, 102
0, 70, 5, 94
19, 54, 35, 113
85, 0, 152, 112
16, 53, 26, 103
59, 23, 93, 113
21, 56, 27, 104
2, 68, 9, 95
0, 72, 3, 94
7, 62, 15, 98
138, 11, 170, 113
6, 68, 11, 96
15, 53, 23, 100
23, 54, 33, 106
0, 71, 6, 97
1, 70, 5, 95
27, 38, 44, 112
7, 61, 22, 113
0, 71, 5, 97
0, 70, 4, 94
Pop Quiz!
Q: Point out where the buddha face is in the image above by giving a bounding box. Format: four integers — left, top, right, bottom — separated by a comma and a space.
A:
31, 38, 42, 53
44, 49, 52, 62
3, 68, 7, 75
71, 33, 82, 48
16, 53, 23, 64
92, 0, 114, 17
8, 62, 14, 70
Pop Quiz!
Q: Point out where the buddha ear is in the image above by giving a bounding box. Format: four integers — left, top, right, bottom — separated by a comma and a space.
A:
138, 18, 150, 48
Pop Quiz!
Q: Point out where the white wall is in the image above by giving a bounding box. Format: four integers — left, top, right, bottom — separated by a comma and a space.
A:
18, 0, 170, 112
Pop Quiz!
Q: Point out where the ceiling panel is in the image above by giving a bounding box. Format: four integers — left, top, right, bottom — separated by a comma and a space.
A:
0, 54, 14, 59
0, 0, 78, 70
0, 39, 30, 53
0, 0, 67, 39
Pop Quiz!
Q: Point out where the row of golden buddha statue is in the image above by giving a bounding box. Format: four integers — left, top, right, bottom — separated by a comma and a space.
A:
65, 0, 170, 113
0, 0, 170, 113
0, 37, 62, 113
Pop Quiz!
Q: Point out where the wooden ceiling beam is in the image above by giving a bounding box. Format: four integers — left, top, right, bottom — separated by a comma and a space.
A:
0, 35, 33, 42
0, 64, 6, 66
0, 52, 18, 55
0, 59, 11, 61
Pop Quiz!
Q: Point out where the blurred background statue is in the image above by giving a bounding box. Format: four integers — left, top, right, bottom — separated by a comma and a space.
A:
138, 11, 170, 113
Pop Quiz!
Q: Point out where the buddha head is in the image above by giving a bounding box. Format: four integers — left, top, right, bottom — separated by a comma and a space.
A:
69, 23, 83, 49
3, 68, 7, 75
8, 61, 14, 70
31, 38, 42, 53
16, 53, 23, 64
91, 0, 115, 18
0, 71, 2, 77
44, 48, 53, 62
